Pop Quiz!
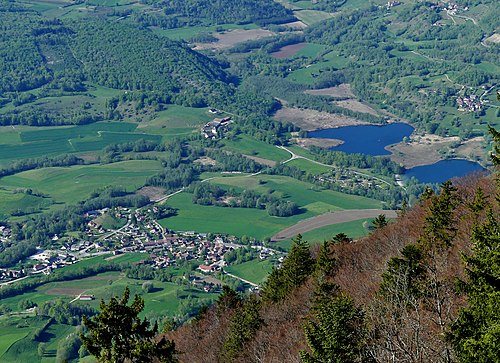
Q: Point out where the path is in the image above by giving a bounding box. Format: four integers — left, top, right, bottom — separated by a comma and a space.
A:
222, 269, 258, 287
153, 187, 185, 203
277, 145, 395, 187
271, 209, 398, 241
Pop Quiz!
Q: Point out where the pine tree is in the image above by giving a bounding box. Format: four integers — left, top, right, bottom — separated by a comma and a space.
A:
80, 287, 178, 363
371, 214, 388, 230
448, 207, 500, 362
220, 295, 262, 362
300, 294, 366, 363
261, 234, 315, 302
447, 126, 500, 361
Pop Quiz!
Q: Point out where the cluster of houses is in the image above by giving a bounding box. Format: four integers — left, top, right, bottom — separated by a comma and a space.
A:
0, 268, 24, 282
315, 169, 383, 191
30, 249, 77, 274
201, 117, 232, 139
386, 1, 400, 9
456, 94, 483, 112
1, 202, 281, 289
86, 207, 165, 248
442, 2, 468, 15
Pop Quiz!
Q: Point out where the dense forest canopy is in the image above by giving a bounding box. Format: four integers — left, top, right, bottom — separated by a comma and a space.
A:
139, 0, 296, 26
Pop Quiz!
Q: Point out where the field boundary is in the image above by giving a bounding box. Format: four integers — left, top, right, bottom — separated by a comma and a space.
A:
271, 209, 397, 241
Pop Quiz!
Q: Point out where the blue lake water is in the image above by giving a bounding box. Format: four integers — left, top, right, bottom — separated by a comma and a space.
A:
308, 123, 414, 156
405, 159, 486, 184
307, 123, 486, 183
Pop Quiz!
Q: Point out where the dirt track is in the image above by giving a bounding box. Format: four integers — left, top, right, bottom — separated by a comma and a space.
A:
271, 209, 397, 241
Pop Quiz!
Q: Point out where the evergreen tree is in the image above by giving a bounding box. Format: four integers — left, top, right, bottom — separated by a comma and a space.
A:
300, 294, 366, 363
220, 295, 262, 362
80, 287, 178, 363
371, 214, 388, 230
448, 126, 500, 362
261, 234, 315, 302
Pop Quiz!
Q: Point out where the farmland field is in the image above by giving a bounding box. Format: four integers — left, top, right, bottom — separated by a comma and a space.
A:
0, 122, 162, 162
224, 259, 274, 285
273, 217, 372, 250
0, 160, 162, 205
221, 135, 290, 162
293, 9, 335, 25
160, 175, 382, 239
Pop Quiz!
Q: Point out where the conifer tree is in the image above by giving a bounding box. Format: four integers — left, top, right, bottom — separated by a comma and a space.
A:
300, 294, 366, 363
447, 126, 500, 362
80, 287, 178, 363
261, 234, 314, 302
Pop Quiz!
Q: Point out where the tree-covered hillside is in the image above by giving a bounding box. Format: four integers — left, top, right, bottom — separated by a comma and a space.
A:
166, 164, 500, 363
0, 1, 236, 126
139, 0, 296, 26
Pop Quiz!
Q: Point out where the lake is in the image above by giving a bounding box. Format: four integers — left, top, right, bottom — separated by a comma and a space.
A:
405, 159, 486, 184
308, 123, 414, 156
307, 123, 486, 183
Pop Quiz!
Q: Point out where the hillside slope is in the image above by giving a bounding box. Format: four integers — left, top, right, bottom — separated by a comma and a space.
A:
166, 171, 497, 362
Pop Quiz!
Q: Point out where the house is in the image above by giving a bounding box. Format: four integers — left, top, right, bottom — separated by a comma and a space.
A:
79, 295, 95, 301
198, 264, 213, 273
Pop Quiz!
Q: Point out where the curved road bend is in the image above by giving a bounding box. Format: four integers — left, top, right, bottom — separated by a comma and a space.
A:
271, 209, 397, 241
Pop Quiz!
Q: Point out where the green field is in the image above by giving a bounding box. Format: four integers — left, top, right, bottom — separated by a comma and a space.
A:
161, 175, 382, 239
0, 315, 51, 363
0, 189, 53, 218
152, 23, 258, 41
135, 105, 220, 141
0, 160, 162, 205
160, 192, 300, 239
210, 175, 382, 210
287, 51, 350, 85
0, 122, 163, 162
221, 135, 290, 162
225, 259, 274, 285
108, 252, 150, 264
273, 218, 372, 250
293, 9, 335, 25
286, 158, 332, 174
295, 43, 325, 58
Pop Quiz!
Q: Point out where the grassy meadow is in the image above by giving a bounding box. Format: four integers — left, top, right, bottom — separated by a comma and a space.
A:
160, 174, 382, 239
0, 160, 162, 206
224, 259, 274, 285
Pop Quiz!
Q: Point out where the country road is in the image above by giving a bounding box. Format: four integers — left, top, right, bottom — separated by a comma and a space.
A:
223, 270, 258, 287
271, 209, 398, 241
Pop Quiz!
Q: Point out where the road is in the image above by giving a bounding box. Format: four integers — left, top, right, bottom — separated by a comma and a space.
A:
271, 209, 398, 241
222, 269, 258, 287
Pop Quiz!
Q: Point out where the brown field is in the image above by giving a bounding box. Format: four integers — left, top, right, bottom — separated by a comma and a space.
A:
194, 29, 275, 50
271, 42, 307, 58
279, 20, 307, 29
244, 155, 277, 167
334, 99, 379, 116
387, 134, 461, 168
304, 84, 355, 98
137, 186, 167, 201
485, 33, 500, 44
271, 209, 398, 241
293, 137, 343, 149
274, 107, 371, 131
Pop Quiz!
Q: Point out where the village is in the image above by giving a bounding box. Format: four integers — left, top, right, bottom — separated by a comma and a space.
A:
0, 205, 282, 290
